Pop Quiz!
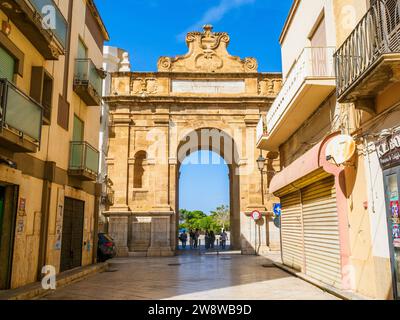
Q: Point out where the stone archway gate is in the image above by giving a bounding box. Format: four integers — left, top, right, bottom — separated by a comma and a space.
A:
104, 25, 282, 257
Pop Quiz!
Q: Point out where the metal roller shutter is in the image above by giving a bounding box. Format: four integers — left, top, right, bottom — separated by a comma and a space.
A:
302, 177, 342, 289
281, 191, 304, 271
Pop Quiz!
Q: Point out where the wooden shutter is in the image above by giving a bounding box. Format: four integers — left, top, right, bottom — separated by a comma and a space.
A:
30, 67, 53, 125
281, 191, 304, 271
302, 177, 342, 289
0, 46, 15, 82
57, 95, 70, 131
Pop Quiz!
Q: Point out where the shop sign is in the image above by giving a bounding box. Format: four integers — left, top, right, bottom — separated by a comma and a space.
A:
376, 132, 400, 170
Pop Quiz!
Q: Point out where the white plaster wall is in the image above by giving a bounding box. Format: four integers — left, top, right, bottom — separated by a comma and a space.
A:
281, 0, 336, 78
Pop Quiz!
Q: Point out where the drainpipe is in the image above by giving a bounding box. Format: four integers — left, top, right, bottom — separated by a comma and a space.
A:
92, 183, 102, 264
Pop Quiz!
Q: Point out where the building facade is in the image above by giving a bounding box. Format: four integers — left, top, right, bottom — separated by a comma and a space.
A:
257, 0, 400, 299
104, 25, 282, 257
0, 0, 108, 290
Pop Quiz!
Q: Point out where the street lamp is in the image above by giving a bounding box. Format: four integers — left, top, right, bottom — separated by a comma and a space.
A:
257, 154, 266, 172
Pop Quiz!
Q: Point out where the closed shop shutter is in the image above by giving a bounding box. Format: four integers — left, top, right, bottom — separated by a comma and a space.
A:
281, 191, 304, 271
0, 46, 15, 82
302, 176, 342, 289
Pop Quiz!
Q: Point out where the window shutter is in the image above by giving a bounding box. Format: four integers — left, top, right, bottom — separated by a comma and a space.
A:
0, 46, 15, 82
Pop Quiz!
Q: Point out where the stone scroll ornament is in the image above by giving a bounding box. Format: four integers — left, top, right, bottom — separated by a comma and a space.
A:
157, 25, 258, 73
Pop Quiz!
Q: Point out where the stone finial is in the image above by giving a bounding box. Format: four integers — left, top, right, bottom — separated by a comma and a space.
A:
119, 52, 131, 72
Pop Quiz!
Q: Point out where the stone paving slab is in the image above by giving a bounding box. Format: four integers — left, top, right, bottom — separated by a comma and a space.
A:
41, 254, 338, 300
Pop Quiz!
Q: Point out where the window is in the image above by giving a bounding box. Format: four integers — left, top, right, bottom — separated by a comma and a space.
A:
30, 67, 54, 124
73, 115, 84, 141
0, 46, 15, 82
134, 151, 147, 189
77, 38, 88, 60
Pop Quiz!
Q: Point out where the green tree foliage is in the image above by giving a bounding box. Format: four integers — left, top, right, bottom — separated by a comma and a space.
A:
210, 205, 230, 231
179, 205, 230, 232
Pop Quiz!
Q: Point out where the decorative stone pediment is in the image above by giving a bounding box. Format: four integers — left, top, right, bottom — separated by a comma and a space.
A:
158, 25, 258, 73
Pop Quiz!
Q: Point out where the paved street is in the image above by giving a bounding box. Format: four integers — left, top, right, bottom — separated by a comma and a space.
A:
42, 253, 338, 300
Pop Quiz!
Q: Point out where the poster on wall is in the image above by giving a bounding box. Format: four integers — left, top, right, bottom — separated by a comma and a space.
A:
391, 201, 400, 219
393, 225, 400, 248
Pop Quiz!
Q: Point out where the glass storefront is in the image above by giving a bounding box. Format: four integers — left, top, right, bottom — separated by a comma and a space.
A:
384, 168, 400, 299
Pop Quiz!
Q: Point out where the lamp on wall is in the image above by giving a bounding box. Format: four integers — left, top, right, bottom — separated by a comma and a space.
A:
257, 154, 266, 172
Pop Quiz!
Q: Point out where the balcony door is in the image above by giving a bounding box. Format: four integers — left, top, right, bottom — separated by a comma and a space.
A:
309, 16, 328, 76
73, 115, 84, 142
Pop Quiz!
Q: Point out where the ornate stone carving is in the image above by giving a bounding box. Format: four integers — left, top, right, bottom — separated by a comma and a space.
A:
157, 25, 258, 73
130, 78, 158, 95
258, 78, 283, 96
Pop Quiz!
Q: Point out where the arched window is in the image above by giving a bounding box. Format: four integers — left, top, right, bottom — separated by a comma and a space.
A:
134, 151, 147, 188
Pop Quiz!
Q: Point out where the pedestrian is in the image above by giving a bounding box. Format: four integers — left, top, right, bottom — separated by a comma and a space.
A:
205, 231, 210, 249
189, 229, 195, 249
220, 230, 228, 250
181, 231, 188, 249
210, 231, 216, 249
194, 229, 200, 249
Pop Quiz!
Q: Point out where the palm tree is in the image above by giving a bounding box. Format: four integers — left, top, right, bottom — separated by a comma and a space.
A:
211, 205, 230, 231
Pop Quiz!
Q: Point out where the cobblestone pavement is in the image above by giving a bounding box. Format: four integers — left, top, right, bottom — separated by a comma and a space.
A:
42, 253, 338, 300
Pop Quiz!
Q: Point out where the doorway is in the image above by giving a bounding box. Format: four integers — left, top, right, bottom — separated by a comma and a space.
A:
384, 167, 400, 299
60, 198, 85, 272
0, 185, 18, 290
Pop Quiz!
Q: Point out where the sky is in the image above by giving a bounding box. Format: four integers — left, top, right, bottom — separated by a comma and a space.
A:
96, 0, 293, 214
96, 0, 293, 72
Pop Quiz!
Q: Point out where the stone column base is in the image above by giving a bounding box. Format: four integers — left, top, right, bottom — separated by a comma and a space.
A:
116, 246, 129, 257
147, 247, 175, 257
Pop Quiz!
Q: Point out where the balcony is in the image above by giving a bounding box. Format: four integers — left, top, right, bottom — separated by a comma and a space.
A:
68, 141, 99, 181
73, 59, 104, 106
257, 47, 336, 151
256, 115, 268, 150
335, 0, 400, 107
0, 0, 67, 59
0, 79, 42, 153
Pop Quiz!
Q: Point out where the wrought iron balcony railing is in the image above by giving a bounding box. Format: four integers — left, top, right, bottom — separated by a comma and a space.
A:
69, 141, 99, 181
0, 79, 43, 151
335, 0, 400, 100
73, 59, 104, 106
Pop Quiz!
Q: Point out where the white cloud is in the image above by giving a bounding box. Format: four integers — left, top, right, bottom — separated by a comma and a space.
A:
177, 0, 256, 40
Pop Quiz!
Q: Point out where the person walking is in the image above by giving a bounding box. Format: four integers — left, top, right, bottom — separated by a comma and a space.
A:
220, 230, 228, 250
205, 231, 210, 250
210, 231, 216, 249
189, 230, 195, 249
181, 231, 188, 249
194, 229, 200, 249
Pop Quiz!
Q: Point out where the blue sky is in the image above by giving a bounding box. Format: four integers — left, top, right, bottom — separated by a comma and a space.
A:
96, 0, 293, 72
96, 0, 293, 213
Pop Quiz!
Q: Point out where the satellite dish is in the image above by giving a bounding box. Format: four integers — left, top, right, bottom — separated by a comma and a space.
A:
326, 135, 356, 165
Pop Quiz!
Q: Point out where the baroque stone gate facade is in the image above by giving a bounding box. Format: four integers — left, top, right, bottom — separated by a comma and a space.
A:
104, 26, 282, 256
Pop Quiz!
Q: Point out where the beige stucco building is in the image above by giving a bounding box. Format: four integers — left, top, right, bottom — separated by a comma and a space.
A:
104, 25, 282, 257
258, 0, 400, 300
0, 0, 108, 290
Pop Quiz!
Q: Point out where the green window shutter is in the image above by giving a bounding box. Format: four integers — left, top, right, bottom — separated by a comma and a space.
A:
73, 115, 84, 141
0, 46, 15, 82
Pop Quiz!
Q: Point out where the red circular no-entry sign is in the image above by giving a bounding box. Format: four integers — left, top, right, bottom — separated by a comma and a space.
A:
251, 210, 262, 221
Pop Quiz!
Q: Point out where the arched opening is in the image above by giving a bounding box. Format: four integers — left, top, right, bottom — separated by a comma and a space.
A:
175, 128, 241, 251
133, 151, 147, 189
178, 151, 230, 250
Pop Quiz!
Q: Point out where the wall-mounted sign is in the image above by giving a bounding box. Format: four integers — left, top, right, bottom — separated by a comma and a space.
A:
326, 135, 356, 165
251, 210, 262, 221
19, 198, 26, 212
273, 203, 281, 217
376, 132, 400, 170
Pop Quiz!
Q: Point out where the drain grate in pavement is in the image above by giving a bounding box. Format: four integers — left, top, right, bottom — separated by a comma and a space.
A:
105, 268, 119, 273
221, 258, 232, 261
168, 263, 182, 266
